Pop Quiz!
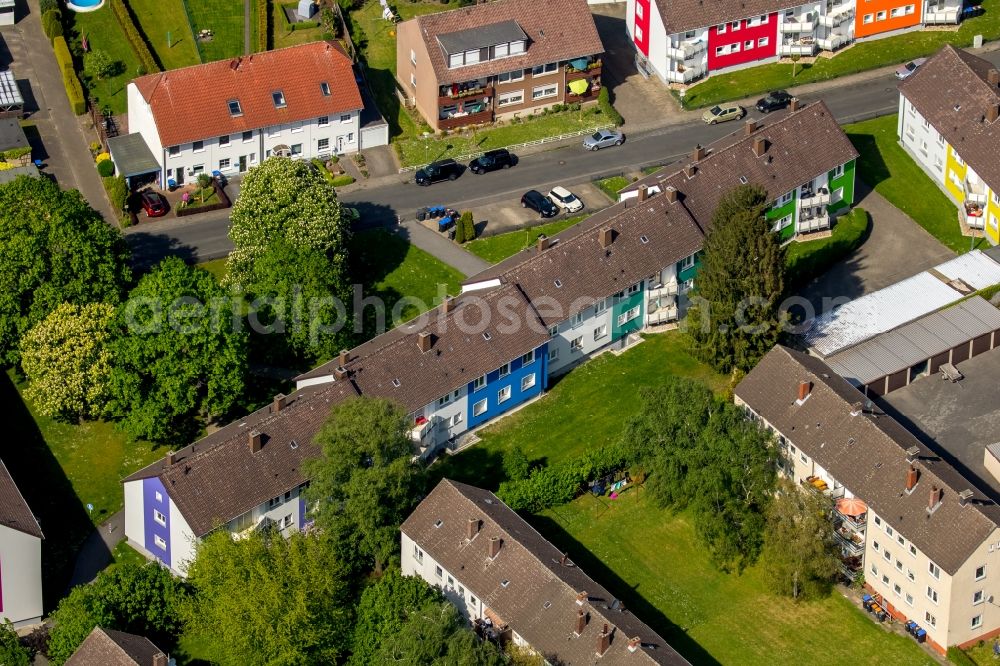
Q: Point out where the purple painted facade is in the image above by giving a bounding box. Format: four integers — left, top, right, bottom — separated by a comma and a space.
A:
143, 477, 171, 567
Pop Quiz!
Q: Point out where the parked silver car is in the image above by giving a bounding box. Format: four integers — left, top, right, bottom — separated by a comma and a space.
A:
894, 58, 927, 80
548, 186, 584, 213
583, 129, 624, 151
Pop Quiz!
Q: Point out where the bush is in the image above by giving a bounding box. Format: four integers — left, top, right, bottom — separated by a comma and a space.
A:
460, 210, 475, 242
103, 175, 128, 211
0, 146, 31, 162
109, 0, 160, 73
52, 35, 74, 78
85, 50, 123, 80
597, 87, 624, 127
42, 9, 63, 40
330, 174, 355, 187
97, 159, 115, 177
40, 0, 57, 13
784, 207, 870, 290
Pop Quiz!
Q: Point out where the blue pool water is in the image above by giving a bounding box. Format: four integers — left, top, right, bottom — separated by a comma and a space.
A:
67, 0, 104, 11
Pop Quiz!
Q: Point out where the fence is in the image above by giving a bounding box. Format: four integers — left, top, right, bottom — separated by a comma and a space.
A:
397, 124, 614, 173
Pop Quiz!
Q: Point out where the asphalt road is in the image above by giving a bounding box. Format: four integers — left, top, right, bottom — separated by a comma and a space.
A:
125, 49, 1000, 266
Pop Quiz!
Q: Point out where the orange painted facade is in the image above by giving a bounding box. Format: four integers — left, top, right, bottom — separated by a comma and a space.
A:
855, 0, 923, 37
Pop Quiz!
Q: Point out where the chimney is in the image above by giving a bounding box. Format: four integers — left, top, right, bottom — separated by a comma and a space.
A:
665, 186, 678, 203
596, 624, 611, 656
576, 591, 588, 605
684, 164, 697, 178
906, 466, 919, 492
637, 184, 648, 202
537, 234, 550, 253
153, 654, 167, 666
417, 331, 434, 353
600, 228, 615, 248
989, 68, 1000, 87
273, 393, 287, 413
797, 380, 811, 402
338, 349, 349, 367
744, 119, 758, 136
443, 296, 455, 314
929, 485, 942, 510
574, 608, 587, 635
692, 144, 706, 161
987, 103, 1000, 123
466, 518, 480, 540
249, 430, 263, 453
905, 445, 920, 464
165, 450, 175, 465
628, 637, 641, 653
790, 97, 801, 112
850, 401, 863, 416
334, 365, 348, 380
752, 137, 768, 157
488, 536, 501, 558
959, 489, 974, 507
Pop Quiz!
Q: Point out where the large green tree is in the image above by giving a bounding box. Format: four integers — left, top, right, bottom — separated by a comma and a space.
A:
305, 397, 427, 575
374, 600, 505, 665
46, 562, 187, 665
762, 479, 840, 600
621, 376, 776, 572
107, 257, 247, 442
0, 620, 30, 666
349, 568, 443, 665
19, 302, 115, 421
185, 529, 353, 665
0, 175, 131, 365
684, 185, 785, 373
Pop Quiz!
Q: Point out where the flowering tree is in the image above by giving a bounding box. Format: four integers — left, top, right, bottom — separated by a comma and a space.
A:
19, 302, 115, 421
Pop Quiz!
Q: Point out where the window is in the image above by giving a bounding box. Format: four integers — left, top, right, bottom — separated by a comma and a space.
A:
154, 535, 167, 549
731, 42, 741, 53
268, 495, 282, 509
521, 350, 535, 365
893, 583, 902, 596
452, 412, 462, 426
521, 374, 536, 391
413, 545, 424, 562
635, 2, 643, 18
168, 145, 180, 157
833, 164, 845, 179
681, 255, 696, 270
744, 40, 753, 49
778, 191, 793, 206
927, 586, 939, 604
977, 565, 987, 580
228, 99, 242, 116
635, 25, 644, 41
473, 399, 487, 417
863, 13, 873, 23
340, 114, 352, 124
925, 612, 936, 627
318, 138, 329, 151
458, 585, 465, 597
497, 69, 524, 83
219, 158, 231, 170
890, 6, 902, 16
321, 81, 331, 96
549, 347, 559, 361
881, 574, 889, 585
280, 514, 293, 529
153, 510, 166, 526
497, 386, 511, 403
291, 143, 302, 156
272, 91, 287, 107
886, 525, 894, 537
907, 569, 915, 581
193, 140, 204, 152
154, 491, 163, 502
594, 324, 608, 340
717, 23, 727, 33
548, 325, 558, 337
464, 49, 480, 65
501, 579, 510, 587
731, 20, 740, 30
499, 363, 510, 378
627, 282, 641, 295
242, 131, 254, 144
905, 593, 913, 606
973, 615, 983, 629
595, 298, 607, 313
532, 84, 558, 100
317, 115, 329, 127
570, 336, 583, 352
410, 49, 416, 65
715, 46, 725, 56
799, 452, 807, 464
929, 562, 941, 579
909, 544, 917, 556
438, 393, 451, 407
447, 576, 454, 586
410, 73, 417, 89
897, 534, 904, 546
617, 306, 640, 326
874, 516, 882, 527
873, 541, 881, 552
470, 595, 477, 605
531, 62, 558, 76
572, 312, 584, 327
473, 375, 486, 391
435, 565, 443, 578
876, 10, 886, 19
896, 560, 903, 572
219, 134, 230, 147
974, 590, 984, 605
494, 42, 509, 58
347, 132, 354, 143
883, 549, 891, 562
495, 89, 524, 108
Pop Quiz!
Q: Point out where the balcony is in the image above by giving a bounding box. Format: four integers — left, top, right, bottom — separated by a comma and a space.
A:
797, 211, 831, 235
647, 303, 679, 325
667, 39, 706, 61
438, 108, 493, 131
964, 201, 986, 229
779, 16, 816, 32
834, 526, 865, 554
566, 58, 603, 80
799, 187, 831, 208
439, 84, 494, 105
666, 63, 705, 83
778, 40, 817, 56
924, 6, 959, 23
647, 283, 679, 300
817, 34, 849, 50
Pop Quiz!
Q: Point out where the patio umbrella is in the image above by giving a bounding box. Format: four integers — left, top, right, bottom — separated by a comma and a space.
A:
81, 33, 89, 52
836, 497, 868, 516
568, 79, 589, 96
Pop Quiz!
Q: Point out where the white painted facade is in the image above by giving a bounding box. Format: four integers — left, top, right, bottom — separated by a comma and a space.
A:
546, 296, 616, 375
411, 385, 471, 451
898, 94, 948, 182
168, 496, 198, 575
402, 531, 485, 621
0, 524, 42, 628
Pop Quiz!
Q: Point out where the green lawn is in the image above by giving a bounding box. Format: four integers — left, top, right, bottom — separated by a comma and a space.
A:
197, 257, 228, 281
433, 333, 728, 489
111, 539, 148, 566
129, 0, 201, 69
272, 1, 324, 49
682, 0, 1000, 108
2, 369, 162, 607
72, 5, 144, 114
595, 175, 629, 201
183, 0, 246, 62
465, 214, 588, 263
846, 114, 987, 253
533, 494, 936, 665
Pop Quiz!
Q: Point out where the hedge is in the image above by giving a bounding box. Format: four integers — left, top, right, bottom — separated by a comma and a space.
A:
53, 38, 86, 115
109, 0, 160, 73
52, 36, 74, 78
0, 147, 32, 162
40, 0, 57, 13
257, 0, 270, 51
946, 647, 977, 666
785, 207, 871, 290
598, 87, 624, 127
42, 9, 63, 41
330, 174, 355, 187
102, 175, 128, 212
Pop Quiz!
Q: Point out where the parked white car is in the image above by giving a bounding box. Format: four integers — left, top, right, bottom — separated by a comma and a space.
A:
548, 186, 584, 213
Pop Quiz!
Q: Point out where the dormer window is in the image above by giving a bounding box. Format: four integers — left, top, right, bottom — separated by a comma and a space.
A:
320, 82, 331, 96
227, 99, 242, 116
272, 91, 287, 108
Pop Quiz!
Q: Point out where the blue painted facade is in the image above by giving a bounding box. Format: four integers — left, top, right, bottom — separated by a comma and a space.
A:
143, 477, 171, 568
466, 343, 548, 429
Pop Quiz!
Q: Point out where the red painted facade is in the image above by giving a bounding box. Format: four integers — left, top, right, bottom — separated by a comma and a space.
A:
706, 12, 778, 71
633, 0, 651, 56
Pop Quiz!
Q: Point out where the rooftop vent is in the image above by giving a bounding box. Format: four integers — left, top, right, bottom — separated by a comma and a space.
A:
637, 184, 649, 202
466, 517, 480, 540
628, 637, 641, 653
391, 378, 401, 387
796, 380, 812, 403
905, 446, 920, 464
334, 366, 348, 380
906, 466, 919, 492
959, 489, 974, 507
928, 485, 943, 512
576, 591, 588, 605
684, 164, 697, 178
989, 69, 1000, 87
790, 97, 801, 112
987, 103, 999, 124
165, 450, 175, 465
443, 296, 455, 314
665, 186, 678, 203
600, 228, 615, 248
338, 349, 350, 366
537, 234, 550, 253
273, 393, 287, 413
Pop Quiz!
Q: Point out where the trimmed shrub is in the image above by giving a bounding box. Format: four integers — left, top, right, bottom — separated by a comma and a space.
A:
454, 216, 465, 244
40, 0, 58, 13
0, 146, 32, 162
97, 159, 115, 177
598, 87, 624, 127
784, 207, 870, 290
460, 210, 475, 242
42, 9, 63, 40
330, 174, 355, 187
63, 71, 86, 115
109, 0, 160, 73
103, 175, 128, 212
52, 36, 74, 78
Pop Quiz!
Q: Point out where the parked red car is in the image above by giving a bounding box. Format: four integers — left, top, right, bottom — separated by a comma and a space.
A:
140, 191, 168, 217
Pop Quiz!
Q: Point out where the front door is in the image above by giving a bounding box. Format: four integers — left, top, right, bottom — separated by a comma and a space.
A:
239, 155, 247, 172
176, 166, 184, 185
337, 136, 344, 153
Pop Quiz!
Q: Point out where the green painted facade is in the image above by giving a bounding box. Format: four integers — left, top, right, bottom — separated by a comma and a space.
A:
677, 253, 701, 283
611, 288, 645, 340
766, 192, 798, 241
827, 159, 856, 214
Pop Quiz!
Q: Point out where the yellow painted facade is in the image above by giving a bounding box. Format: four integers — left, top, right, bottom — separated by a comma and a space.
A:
986, 190, 1000, 245
944, 145, 967, 202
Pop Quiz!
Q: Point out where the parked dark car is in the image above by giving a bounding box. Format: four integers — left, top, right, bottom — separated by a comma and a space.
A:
521, 189, 558, 218
469, 149, 516, 174
140, 191, 168, 217
415, 159, 463, 186
755, 90, 792, 113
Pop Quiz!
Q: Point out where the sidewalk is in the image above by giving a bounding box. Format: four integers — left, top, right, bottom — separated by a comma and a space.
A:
66, 510, 123, 590
5, 0, 116, 224
397, 219, 489, 277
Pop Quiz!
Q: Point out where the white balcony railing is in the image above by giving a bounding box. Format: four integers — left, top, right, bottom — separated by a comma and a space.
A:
778, 43, 817, 56
966, 214, 986, 229
647, 306, 679, 325
799, 189, 831, 208
666, 64, 704, 83
817, 34, 849, 50
647, 283, 679, 300
667, 39, 706, 61
924, 7, 959, 23
797, 212, 831, 234
779, 17, 816, 32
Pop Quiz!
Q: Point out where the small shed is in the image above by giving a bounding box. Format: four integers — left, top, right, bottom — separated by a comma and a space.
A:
0, 0, 14, 26
0, 70, 24, 116
296, 0, 315, 19
107, 133, 161, 188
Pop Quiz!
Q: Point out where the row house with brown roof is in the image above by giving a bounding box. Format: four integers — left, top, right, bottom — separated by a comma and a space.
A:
897, 45, 1000, 246
628, 0, 965, 85
395, 0, 604, 132
65, 627, 170, 666
402, 479, 691, 664
736, 346, 1000, 655
126, 42, 375, 189
0, 458, 43, 628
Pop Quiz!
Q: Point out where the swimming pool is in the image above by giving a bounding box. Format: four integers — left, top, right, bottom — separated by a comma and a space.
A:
66, 0, 105, 12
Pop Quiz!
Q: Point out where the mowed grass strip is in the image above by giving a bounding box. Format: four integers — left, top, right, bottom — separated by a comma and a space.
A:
465, 214, 588, 263
128, 0, 201, 69
184, 0, 246, 62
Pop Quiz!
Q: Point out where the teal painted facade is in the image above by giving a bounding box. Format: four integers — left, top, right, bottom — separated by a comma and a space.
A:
677, 253, 701, 283
827, 159, 856, 214
611, 287, 645, 340
767, 192, 798, 241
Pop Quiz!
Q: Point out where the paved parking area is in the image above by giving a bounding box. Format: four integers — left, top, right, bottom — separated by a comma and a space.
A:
465, 180, 607, 237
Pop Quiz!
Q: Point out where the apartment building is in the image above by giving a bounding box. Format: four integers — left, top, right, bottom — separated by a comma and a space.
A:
628, 0, 962, 84
736, 345, 1000, 654
898, 45, 1000, 246
401, 478, 691, 664
395, 0, 603, 131
0, 458, 42, 629
125, 42, 375, 189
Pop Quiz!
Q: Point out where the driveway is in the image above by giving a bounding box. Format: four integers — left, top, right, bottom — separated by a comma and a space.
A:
798, 182, 956, 315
